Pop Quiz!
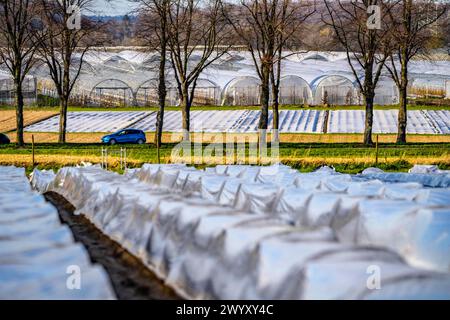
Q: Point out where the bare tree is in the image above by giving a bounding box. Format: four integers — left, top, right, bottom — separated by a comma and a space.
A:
35, 0, 101, 143
167, 0, 230, 141
269, 1, 314, 142
225, 0, 313, 144
0, 0, 41, 146
136, 0, 171, 160
385, 0, 447, 144
323, 0, 392, 145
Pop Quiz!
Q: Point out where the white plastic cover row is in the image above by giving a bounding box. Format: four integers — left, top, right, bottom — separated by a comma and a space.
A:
0, 166, 115, 299
129, 164, 450, 272
327, 110, 450, 134
31, 164, 450, 299
25, 111, 150, 133
24, 110, 450, 134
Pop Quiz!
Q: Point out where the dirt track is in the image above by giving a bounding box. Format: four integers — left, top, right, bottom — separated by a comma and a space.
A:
44, 191, 181, 300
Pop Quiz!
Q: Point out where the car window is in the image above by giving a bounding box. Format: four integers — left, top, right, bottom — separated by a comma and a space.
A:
118, 130, 126, 135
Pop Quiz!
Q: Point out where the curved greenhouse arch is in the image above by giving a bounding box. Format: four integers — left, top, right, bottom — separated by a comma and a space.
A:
353, 76, 400, 105
101, 55, 136, 72
72, 60, 97, 75
279, 75, 313, 105
302, 53, 329, 62
90, 78, 135, 107
135, 78, 178, 106
192, 78, 220, 105
221, 76, 261, 106
311, 75, 357, 105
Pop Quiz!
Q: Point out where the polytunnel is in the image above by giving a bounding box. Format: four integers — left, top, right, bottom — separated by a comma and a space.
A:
0, 71, 37, 105
70, 59, 97, 75
354, 76, 399, 106
302, 53, 329, 62
311, 75, 357, 106
221, 76, 261, 106
135, 78, 219, 107
138, 54, 161, 71
89, 79, 135, 107
374, 77, 399, 105
192, 78, 220, 105
408, 76, 449, 98
135, 79, 179, 106
101, 55, 136, 73
279, 75, 313, 105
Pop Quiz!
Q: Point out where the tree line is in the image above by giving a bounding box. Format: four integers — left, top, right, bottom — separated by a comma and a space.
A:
0, 0, 448, 148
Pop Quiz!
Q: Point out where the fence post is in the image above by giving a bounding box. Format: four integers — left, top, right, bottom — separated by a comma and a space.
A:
32, 134, 35, 167
120, 147, 123, 170
375, 134, 379, 166
157, 141, 161, 164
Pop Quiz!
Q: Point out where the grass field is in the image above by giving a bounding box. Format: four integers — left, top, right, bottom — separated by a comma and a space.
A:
2, 131, 450, 144
1, 106, 448, 174
0, 110, 58, 132
1, 141, 448, 174
1, 104, 450, 115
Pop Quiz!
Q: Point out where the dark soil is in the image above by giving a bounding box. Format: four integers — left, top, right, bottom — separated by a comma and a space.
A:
44, 191, 181, 300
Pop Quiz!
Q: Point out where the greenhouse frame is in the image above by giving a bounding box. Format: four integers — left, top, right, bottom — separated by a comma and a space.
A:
311, 75, 357, 105
1, 50, 441, 108
221, 76, 261, 106
0, 71, 37, 105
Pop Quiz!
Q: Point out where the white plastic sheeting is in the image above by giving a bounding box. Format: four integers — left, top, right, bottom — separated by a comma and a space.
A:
361, 167, 450, 188
24, 109, 448, 134
328, 110, 446, 134
25, 111, 150, 133
0, 166, 115, 299
31, 164, 450, 299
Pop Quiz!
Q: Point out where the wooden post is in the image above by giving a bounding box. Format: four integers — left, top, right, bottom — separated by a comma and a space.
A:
157, 142, 161, 164
375, 134, 379, 166
32, 134, 35, 167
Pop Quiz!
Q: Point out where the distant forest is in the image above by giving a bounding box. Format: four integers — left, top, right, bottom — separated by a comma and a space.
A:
92, 13, 450, 51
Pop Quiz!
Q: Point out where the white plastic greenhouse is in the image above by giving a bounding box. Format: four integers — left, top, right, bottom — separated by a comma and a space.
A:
409, 76, 449, 98
135, 79, 179, 106
221, 76, 261, 106
1, 49, 446, 107
101, 55, 137, 73
0, 71, 37, 105
90, 79, 135, 107
311, 75, 357, 105
134, 78, 220, 107
193, 79, 221, 106
374, 77, 399, 105
279, 75, 313, 105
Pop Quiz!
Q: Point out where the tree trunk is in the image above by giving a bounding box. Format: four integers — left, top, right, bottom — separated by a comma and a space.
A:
259, 65, 270, 149
181, 84, 190, 141
59, 31, 71, 144
397, 61, 408, 144
155, 46, 167, 149
271, 84, 279, 143
363, 93, 374, 146
15, 80, 24, 147
58, 97, 68, 143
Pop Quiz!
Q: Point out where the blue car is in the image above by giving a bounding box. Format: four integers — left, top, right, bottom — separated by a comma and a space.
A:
101, 129, 146, 145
